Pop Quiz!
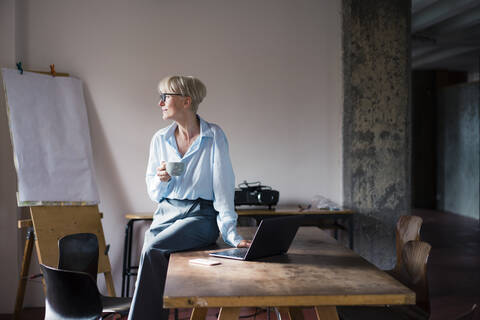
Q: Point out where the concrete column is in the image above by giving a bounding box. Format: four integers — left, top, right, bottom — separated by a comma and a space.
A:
342, 0, 411, 268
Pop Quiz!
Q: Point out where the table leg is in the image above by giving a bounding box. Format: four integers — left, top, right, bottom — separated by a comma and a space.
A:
128, 219, 136, 296
348, 216, 354, 250
334, 218, 339, 240
123, 219, 136, 297
121, 219, 132, 297
314, 306, 338, 320
218, 307, 241, 320
190, 307, 208, 320
281, 307, 304, 320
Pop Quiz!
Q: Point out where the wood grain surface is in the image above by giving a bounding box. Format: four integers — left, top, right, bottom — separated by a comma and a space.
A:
30, 206, 111, 273
125, 208, 354, 220
163, 227, 415, 308
237, 208, 354, 216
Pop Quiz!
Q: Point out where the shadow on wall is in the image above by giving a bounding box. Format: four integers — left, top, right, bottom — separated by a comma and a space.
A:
82, 84, 130, 209
82, 84, 131, 293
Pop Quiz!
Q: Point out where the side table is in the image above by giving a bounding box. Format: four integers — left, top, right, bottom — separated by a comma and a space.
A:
121, 214, 153, 297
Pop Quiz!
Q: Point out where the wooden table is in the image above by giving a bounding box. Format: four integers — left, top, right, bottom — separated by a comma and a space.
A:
121, 208, 354, 297
163, 227, 415, 320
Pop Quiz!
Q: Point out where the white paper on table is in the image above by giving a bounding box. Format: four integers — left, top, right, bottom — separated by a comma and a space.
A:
1, 68, 99, 205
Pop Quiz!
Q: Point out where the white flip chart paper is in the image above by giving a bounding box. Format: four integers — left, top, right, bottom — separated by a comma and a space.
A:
2, 68, 99, 205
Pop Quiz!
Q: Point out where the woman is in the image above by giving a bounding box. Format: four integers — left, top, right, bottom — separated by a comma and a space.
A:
128, 76, 251, 320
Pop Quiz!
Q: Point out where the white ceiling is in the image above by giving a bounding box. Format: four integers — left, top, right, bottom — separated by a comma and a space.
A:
412, 0, 480, 72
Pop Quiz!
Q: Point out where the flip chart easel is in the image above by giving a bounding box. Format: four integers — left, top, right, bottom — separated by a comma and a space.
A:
2, 66, 115, 319
14, 206, 116, 319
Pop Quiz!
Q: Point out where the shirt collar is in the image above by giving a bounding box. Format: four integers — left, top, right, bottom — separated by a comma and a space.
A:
160, 115, 213, 140
198, 115, 214, 139
160, 115, 213, 159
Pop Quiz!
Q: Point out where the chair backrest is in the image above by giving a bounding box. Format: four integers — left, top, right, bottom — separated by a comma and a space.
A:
58, 233, 99, 281
394, 215, 423, 272
456, 304, 478, 320
396, 240, 431, 316
40, 264, 102, 320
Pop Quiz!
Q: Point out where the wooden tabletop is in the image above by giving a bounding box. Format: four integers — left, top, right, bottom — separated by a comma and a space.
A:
163, 227, 415, 309
125, 208, 353, 220
236, 207, 353, 215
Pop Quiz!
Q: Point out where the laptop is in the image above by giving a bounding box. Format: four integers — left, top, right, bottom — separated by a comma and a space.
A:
209, 215, 304, 261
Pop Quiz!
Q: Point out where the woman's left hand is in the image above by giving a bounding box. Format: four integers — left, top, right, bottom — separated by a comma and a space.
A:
237, 240, 252, 248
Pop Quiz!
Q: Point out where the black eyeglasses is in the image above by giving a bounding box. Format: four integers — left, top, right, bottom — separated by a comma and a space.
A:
159, 93, 184, 102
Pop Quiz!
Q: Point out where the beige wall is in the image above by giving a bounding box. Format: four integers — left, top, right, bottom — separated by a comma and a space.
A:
1, 0, 342, 308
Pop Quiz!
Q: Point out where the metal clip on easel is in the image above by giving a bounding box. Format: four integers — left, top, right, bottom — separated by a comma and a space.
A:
16, 62, 23, 74
50, 64, 56, 77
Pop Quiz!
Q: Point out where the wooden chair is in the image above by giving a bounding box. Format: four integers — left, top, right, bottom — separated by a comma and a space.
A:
391, 215, 423, 276
338, 240, 431, 320
456, 304, 478, 320
393, 240, 431, 317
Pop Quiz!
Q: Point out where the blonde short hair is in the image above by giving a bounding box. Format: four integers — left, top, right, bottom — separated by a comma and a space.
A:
158, 76, 207, 113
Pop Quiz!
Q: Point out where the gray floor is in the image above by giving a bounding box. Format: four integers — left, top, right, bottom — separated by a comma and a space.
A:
414, 209, 480, 320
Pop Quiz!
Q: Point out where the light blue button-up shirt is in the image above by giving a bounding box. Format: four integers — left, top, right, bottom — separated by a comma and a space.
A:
146, 116, 242, 247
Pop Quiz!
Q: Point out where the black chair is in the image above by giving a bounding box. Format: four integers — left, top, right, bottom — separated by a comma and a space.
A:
58, 232, 99, 281
41, 264, 103, 320
41, 233, 131, 320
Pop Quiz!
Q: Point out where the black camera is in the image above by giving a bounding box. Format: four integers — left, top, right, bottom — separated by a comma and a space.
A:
234, 181, 279, 209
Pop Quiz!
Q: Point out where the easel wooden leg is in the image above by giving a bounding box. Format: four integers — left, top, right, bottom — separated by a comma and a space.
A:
13, 228, 35, 320
104, 271, 116, 297
218, 307, 241, 320
190, 307, 208, 320
314, 306, 338, 320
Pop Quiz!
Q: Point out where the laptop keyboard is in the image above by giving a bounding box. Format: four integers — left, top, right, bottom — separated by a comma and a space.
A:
218, 248, 248, 258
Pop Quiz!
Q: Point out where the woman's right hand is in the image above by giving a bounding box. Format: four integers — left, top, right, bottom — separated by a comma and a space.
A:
157, 162, 171, 182
237, 240, 252, 248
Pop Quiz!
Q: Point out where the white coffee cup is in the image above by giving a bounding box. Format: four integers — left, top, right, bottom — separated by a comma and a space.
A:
166, 162, 185, 176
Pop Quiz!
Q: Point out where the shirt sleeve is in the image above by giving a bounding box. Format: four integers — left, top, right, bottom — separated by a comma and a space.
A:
146, 134, 172, 202
212, 127, 243, 247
